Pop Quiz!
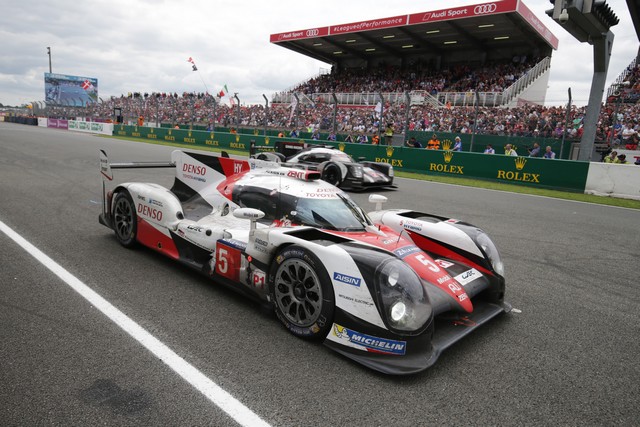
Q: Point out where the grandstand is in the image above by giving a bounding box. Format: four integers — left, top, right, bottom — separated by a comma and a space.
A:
269, 0, 558, 108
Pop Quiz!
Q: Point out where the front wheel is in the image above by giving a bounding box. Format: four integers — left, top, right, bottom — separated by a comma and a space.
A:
322, 163, 342, 187
112, 191, 138, 248
269, 245, 334, 339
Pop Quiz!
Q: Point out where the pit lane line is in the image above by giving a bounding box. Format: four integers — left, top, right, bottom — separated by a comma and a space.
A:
0, 219, 271, 427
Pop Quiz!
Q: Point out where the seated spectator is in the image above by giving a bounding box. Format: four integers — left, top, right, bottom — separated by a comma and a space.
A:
371, 134, 380, 145
356, 132, 368, 144
528, 142, 541, 157
484, 144, 495, 154
604, 150, 618, 163
327, 132, 337, 141
504, 144, 518, 156
289, 128, 299, 137
427, 134, 440, 150
543, 145, 556, 159
406, 137, 422, 148
614, 154, 628, 164
344, 132, 354, 143
453, 136, 462, 151
311, 129, 320, 140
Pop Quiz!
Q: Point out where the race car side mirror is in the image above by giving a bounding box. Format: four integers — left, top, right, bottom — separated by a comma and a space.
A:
368, 194, 388, 211
233, 208, 265, 231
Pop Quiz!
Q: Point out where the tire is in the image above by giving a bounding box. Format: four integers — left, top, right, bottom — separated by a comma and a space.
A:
112, 191, 138, 248
322, 163, 342, 187
269, 245, 334, 339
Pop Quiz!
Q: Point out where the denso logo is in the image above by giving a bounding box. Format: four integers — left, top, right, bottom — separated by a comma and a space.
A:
287, 170, 306, 179
137, 204, 163, 221
306, 28, 320, 37
333, 272, 361, 287
474, 3, 497, 14
183, 163, 206, 175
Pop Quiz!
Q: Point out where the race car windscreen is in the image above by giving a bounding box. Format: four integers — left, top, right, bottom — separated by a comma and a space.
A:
288, 194, 371, 231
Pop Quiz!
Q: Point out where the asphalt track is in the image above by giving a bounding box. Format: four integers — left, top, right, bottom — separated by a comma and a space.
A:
0, 121, 638, 426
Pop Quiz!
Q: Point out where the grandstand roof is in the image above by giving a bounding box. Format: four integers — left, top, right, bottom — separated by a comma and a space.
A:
270, 0, 558, 67
626, 0, 640, 41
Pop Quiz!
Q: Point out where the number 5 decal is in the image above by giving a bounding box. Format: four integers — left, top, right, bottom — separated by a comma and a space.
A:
217, 248, 229, 274
415, 254, 440, 272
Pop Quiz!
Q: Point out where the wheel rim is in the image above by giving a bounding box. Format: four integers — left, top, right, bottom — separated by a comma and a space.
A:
325, 167, 339, 185
114, 197, 134, 241
274, 259, 323, 327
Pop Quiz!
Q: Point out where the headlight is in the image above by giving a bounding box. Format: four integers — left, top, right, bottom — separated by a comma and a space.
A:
375, 259, 431, 333
388, 166, 394, 177
476, 233, 504, 276
349, 165, 363, 178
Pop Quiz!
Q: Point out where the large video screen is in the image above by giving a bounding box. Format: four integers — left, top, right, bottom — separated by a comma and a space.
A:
44, 73, 98, 106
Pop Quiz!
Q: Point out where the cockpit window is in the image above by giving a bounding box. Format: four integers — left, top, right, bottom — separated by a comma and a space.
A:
283, 193, 371, 231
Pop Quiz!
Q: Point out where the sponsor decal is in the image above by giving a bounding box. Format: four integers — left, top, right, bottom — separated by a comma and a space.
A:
255, 237, 268, 246
374, 157, 403, 167
164, 135, 176, 141
205, 139, 219, 146
435, 259, 455, 269
252, 270, 266, 290
137, 204, 163, 221
454, 268, 481, 286
474, 3, 497, 14
306, 28, 320, 36
393, 245, 421, 258
137, 195, 146, 201
183, 137, 196, 144
400, 219, 422, 232
230, 142, 245, 149
496, 157, 540, 183
148, 198, 163, 207
186, 224, 205, 232
332, 324, 406, 355
146, 133, 157, 139
428, 151, 464, 175
333, 272, 361, 287
338, 143, 345, 151
337, 293, 374, 306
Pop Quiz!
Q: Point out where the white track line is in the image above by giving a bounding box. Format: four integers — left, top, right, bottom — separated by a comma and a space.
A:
0, 219, 270, 427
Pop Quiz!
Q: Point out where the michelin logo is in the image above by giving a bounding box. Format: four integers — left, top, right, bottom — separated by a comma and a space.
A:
333, 272, 361, 287
333, 324, 406, 355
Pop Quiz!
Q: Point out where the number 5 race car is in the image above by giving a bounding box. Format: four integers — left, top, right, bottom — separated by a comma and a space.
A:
98, 149, 510, 374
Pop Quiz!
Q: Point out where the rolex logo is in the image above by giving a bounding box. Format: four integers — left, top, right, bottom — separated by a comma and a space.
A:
515, 157, 527, 170
442, 139, 452, 151
168, 129, 172, 135
236, 135, 240, 143
134, 126, 138, 132
386, 146, 394, 157
339, 143, 345, 152
254, 129, 259, 135
210, 132, 215, 139
150, 128, 154, 133
443, 151, 454, 163
188, 131, 192, 137
265, 137, 270, 145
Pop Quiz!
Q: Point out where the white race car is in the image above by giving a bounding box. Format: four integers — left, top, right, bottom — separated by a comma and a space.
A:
99, 149, 510, 374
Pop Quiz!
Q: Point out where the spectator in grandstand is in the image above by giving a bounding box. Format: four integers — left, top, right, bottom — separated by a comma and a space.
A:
504, 144, 518, 156
621, 123, 637, 148
357, 132, 368, 144
635, 157, 640, 165
604, 150, 618, 163
327, 131, 337, 141
484, 144, 495, 154
278, 131, 285, 137
344, 132, 355, 143
615, 154, 628, 164
427, 134, 440, 150
543, 146, 556, 159
384, 123, 394, 146
453, 136, 462, 151
528, 142, 541, 157
290, 128, 299, 138
406, 137, 422, 148
311, 129, 320, 140
371, 134, 380, 145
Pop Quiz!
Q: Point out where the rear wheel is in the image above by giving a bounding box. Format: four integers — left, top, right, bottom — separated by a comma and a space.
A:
113, 191, 137, 248
322, 163, 342, 186
269, 245, 334, 339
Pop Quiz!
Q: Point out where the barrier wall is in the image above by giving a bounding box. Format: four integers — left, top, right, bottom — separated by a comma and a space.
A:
68, 120, 113, 135
585, 163, 640, 200
114, 124, 589, 192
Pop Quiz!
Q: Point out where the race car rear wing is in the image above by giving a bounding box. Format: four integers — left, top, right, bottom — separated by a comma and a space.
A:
99, 149, 176, 224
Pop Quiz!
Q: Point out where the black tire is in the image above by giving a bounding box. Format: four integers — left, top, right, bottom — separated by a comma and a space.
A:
112, 191, 137, 248
322, 162, 342, 186
269, 245, 334, 339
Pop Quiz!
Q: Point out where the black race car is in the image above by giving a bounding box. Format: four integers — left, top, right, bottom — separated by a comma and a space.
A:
250, 141, 395, 190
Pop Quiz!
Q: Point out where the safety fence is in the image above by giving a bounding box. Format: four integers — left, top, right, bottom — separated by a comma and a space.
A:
115, 124, 589, 192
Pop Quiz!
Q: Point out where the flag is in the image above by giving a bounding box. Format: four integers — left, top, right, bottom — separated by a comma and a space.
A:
192, 64, 197, 71
218, 90, 225, 97
224, 84, 229, 94
187, 57, 195, 64
82, 80, 94, 91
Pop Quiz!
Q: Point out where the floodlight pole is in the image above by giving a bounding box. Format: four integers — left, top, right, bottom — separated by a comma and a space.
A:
211, 96, 217, 130
262, 94, 269, 136
377, 92, 384, 144
293, 93, 300, 130
403, 91, 411, 145
47, 47, 52, 73
470, 89, 480, 152
331, 93, 338, 134
561, 88, 572, 159
234, 93, 240, 128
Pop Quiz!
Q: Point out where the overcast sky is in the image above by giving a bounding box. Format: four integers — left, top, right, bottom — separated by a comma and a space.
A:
0, 0, 637, 107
